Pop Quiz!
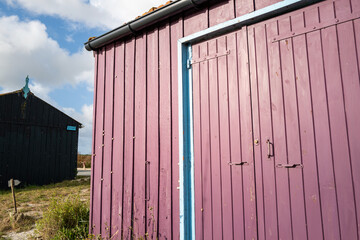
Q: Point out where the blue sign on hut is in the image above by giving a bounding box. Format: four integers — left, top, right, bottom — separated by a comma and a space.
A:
0, 76, 82, 188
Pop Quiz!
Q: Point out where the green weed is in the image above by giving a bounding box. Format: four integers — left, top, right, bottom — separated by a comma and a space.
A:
36, 196, 89, 239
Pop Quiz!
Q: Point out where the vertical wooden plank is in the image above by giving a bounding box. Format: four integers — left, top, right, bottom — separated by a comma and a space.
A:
334, 0, 352, 19
305, 9, 341, 239
39, 105, 47, 184
23, 125, 31, 183
291, 13, 324, 240
209, 0, 235, 27
65, 125, 73, 180
255, 0, 281, 11
15, 124, 23, 181
356, 19, 360, 79
236, 28, 257, 240
321, 25, 358, 240
54, 111, 61, 183
158, 23, 172, 239
235, 0, 254, 17
248, 26, 266, 240
354, 20, 360, 238
93, 48, 105, 235
170, 17, 183, 240
102, 44, 114, 237
132, 34, 147, 239
208, 38, 222, 240
217, 35, 234, 240
266, 20, 293, 240
90, 51, 99, 234
197, 40, 211, 239
122, 38, 135, 240
111, 41, 125, 239
278, 16, 307, 240
184, 8, 208, 37
254, 23, 279, 240
192, 43, 204, 240
43, 104, 50, 183
352, 0, 360, 12
45, 125, 51, 183
71, 130, 78, 179
337, 20, 360, 239
228, 31, 246, 240
0, 123, 3, 188
146, 28, 159, 240
5, 116, 12, 184
48, 110, 56, 183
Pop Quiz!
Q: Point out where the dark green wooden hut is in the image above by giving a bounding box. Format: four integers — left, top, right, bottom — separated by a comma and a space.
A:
0, 78, 81, 188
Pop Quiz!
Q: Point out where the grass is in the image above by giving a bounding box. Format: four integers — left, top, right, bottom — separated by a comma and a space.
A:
36, 196, 89, 239
0, 177, 90, 238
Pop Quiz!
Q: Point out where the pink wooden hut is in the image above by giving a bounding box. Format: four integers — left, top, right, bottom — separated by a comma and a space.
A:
85, 0, 360, 239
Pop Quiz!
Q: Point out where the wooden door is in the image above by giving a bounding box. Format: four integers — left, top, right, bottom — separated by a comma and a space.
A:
247, 0, 360, 239
191, 1, 360, 240
192, 28, 257, 240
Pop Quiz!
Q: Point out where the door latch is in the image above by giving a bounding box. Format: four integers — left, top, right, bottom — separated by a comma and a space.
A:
266, 139, 274, 158
228, 161, 248, 166
276, 163, 303, 168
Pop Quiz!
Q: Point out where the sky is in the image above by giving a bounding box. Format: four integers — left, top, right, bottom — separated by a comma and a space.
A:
0, 0, 165, 153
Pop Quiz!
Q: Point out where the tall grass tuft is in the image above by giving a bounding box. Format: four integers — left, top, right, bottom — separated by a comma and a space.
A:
35, 196, 89, 240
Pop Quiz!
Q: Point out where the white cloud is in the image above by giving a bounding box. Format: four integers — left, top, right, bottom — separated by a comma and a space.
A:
0, 15, 94, 91
65, 35, 74, 43
0, 15, 95, 153
5, 0, 167, 30
63, 104, 93, 154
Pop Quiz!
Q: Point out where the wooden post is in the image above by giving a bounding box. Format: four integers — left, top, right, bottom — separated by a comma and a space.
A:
10, 179, 17, 214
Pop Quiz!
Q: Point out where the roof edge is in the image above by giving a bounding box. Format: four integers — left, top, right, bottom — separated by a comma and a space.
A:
84, 0, 209, 51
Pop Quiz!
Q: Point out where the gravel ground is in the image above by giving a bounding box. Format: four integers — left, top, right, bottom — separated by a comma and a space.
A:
3, 229, 37, 240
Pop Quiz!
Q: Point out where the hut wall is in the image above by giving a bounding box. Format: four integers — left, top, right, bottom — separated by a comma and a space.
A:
90, 0, 283, 238
90, 0, 360, 239
0, 92, 79, 188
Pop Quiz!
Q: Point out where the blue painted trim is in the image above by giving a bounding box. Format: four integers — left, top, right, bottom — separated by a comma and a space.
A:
67, 126, 77, 131
178, 41, 195, 240
183, 44, 193, 239
187, 45, 196, 238
178, 40, 185, 240
177, 0, 319, 239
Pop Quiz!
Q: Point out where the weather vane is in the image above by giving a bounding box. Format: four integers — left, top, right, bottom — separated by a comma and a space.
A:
22, 75, 30, 99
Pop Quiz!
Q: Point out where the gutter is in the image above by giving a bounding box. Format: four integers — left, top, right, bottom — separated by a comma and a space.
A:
84, 0, 209, 51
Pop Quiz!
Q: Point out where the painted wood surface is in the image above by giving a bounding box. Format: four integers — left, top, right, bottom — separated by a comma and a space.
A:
133, 34, 147, 238
192, 29, 257, 240
122, 38, 136, 240
245, 0, 360, 239
111, 41, 125, 239
102, 44, 114, 237
92, 48, 105, 235
158, 23, 173, 240
145, 28, 160, 240
90, 0, 360, 239
170, 17, 183, 240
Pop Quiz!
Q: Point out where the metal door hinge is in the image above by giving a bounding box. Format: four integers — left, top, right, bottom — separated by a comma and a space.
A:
187, 59, 192, 69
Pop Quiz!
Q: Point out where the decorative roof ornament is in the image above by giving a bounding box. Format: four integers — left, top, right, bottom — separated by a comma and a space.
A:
22, 75, 30, 99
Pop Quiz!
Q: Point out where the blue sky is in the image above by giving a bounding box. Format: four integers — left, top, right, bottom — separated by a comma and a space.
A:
0, 0, 164, 153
